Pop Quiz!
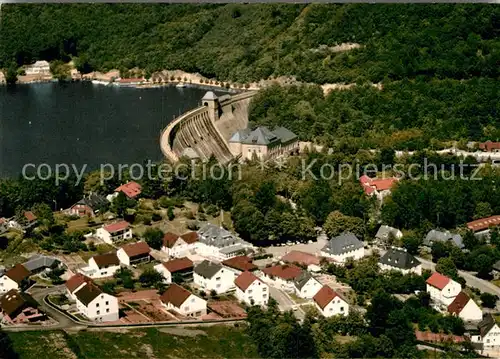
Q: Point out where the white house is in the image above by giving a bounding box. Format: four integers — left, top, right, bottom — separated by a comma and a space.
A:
447, 291, 483, 322
161, 232, 198, 258
96, 221, 132, 244
0, 264, 31, 294
193, 260, 235, 294
313, 285, 349, 318
471, 314, 500, 351
78, 253, 121, 279
196, 223, 253, 260
73, 282, 119, 322
154, 257, 194, 284
378, 247, 422, 275
359, 175, 399, 202
235, 271, 269, 306
293, 271, 322, 299
375, 225, 403, 245
160, 283, 207, 317
426, 272, 462, 305
117, 242, 151, 266
261, 264, 303, 292
25, 60, 50, 76
320, 232, 365, 264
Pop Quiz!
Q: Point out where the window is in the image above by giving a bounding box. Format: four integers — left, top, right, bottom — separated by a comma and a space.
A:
191, 298, 195, 303
96, 303, 100, 308
216, 277, 221, 281
105, 301, 109, 305
262, 287, 267, 292
263, 294, 267, 298
96, 310, 100, 315
216, 284, 221, 288
248, 290, 253, 294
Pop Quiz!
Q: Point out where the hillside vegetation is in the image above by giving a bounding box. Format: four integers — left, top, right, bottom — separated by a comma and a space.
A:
1, 4, 500, 84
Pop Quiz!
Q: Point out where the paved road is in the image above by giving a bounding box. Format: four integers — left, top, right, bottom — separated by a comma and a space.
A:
269, 286, 305, 321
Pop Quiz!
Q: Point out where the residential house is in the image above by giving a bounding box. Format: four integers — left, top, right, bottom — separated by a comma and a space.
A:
359, 175, 399, 201
320, 232, 365, 264
235, 271, 269, 306
467, 215, 500, 237
22, 255, 59, 274
228, 126, 300, 161
293, 271, 322, 299
447, 292, 483, 322
79, 253, 121, 279
73, 281, 119, 322
65, 274, 92, 300
0, 289, 45, 324
117, 242, 151, 266
0, 264, 31, 293
67, 193, 108, 217
96, 221, 132, 244
424, 229, 464, 249
313, 285, 349, 318
16, 211, 38, 230
261, 264, 303, 292
375, 225, 403, 246
280, 250, 323, 272
193, 260, 235, 294
24, 60, 50, 76
154, 257, 194, 284
161, 231, 198, 258
107, 181, 142, 201
426, 272, 462, 305
221, 256, 258, 275
479, 141, 500, 152
160, 283, 207, 317
378, 247, 422, 275
196, 223, 253, 260
470, 314, 500, 350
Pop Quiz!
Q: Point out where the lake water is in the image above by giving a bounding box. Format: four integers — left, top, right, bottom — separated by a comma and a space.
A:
0, 82, 213, 178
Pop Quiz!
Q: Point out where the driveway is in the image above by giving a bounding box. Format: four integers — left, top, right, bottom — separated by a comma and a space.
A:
269, 286, 305, 321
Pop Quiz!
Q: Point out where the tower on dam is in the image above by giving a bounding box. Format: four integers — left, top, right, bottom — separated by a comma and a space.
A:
202, 91, 220, 122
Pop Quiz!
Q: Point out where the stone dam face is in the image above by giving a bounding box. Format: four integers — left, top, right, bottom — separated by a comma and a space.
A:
160, 91, 256, 163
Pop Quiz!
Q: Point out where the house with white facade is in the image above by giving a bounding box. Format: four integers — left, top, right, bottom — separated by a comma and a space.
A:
154, 257, 194, 284
196, 223, 253, 260
378, 247, 422, 275
96, 221, 132, 244
375, 225, 403, 246
235, 271, 269, 306
25, 60, 50, 76
78, 253, 121, 279
193, 260, 235, 294
117, 242, 151, 266
447, 291, 483, 322
293, 271, 322, 299
320, 232, 365, 264
261, 264, 303, 292
424, 229, 464, 249
471, 314, 500, 351
0, 264, 31, 294
161, 232, 198, 258
160, 283, 207, 317
73, 282, 119, 322
359, 175, 399, 201
426, 272, 462, 306
313, 285, 349, 318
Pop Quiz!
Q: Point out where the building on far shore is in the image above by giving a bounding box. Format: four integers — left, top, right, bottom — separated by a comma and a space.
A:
467, 215, 500, 237
24, 61, 50, 76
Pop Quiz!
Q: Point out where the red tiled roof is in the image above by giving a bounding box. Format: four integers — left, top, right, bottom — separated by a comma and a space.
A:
415, 330, 466, 344
24, 211, 37, 222
120, 242, 150, 258
180, 232, 199, 244
160, 283, 192, 307
359, 175, 372, 185
479, 141, 500, 152
467, 215, 500, 232
281, 251, 321, 267
103, 221, 130, 233
115, 181, 142, 198
222, 256, 257, 272
0, 218, 6, 224
5, 264, 31, 284
162, 257, 193, 273
359, 176, 398, 195
234, 271, 261, 291
426, 272, 451, 290
447, 291, 471, 315
262, 264, 302, 281
313, 285, 342, 310
163, 232, 180, 248
65, 274, 92, 294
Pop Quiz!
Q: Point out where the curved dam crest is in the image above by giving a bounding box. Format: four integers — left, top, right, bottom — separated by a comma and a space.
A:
160, 91, 257, 163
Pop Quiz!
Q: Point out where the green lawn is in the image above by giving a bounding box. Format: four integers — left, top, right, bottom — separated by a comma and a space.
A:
8, 325, 259, 359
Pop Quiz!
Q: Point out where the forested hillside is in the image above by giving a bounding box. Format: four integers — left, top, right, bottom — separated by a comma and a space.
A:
1, 4, 500, 83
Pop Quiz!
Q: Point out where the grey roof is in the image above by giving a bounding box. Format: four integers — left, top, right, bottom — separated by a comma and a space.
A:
493, 260, 500, 272
322, 232, 364, 255
424, 230, 464, 249
229, 129, 251, 143
194, 260, 223, 279
202, 91, 218, 101
479, 313, 497, 336
293, 271, 316, 291
23, 255, 59, 272
379, 248, 420, 270
197, 223, 248, 248
272, 126, 298, 144
219, 243, 248, 255
375, 225, 402, 240
76, 193, 108, 210
241, 127, 280, 146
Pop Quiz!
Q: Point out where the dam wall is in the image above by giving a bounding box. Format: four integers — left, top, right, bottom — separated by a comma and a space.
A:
160, 91, 257, 163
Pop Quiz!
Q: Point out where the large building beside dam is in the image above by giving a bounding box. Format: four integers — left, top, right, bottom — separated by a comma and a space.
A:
160, 90, 299, 164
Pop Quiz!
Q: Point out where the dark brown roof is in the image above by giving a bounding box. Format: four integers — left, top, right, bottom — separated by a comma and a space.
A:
5, 264, 31, 284
120, 242, 150, 258
313, 285, 342, 310
160, 283, 192, 307
0, 289, 37, 317
235, 271, 261, 291
162, 257, 194, 273
65, 274, 92, 293
262, 264, 302, 281
180, 232, 199, 244
222, 256, 257, 272
448, 291, 471, 315
91, 253, 120, 268
74, 283, 102, 306
163, 232, 180, 248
